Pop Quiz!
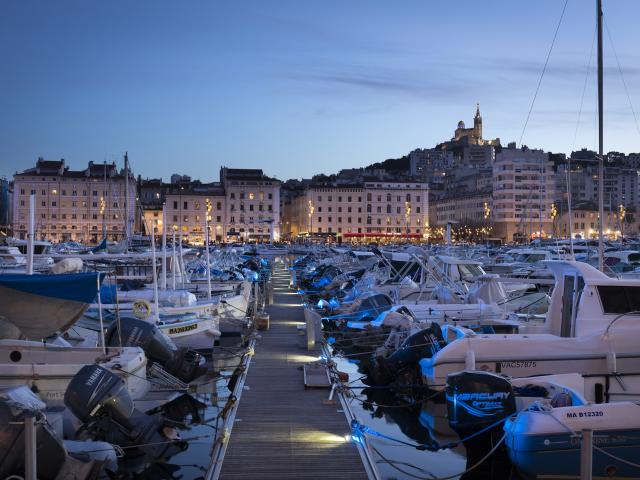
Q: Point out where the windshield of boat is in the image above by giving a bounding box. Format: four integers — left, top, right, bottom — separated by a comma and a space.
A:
597, 285, 640, 314
457, 263, 484, 279
514, 253, 547, 263
628, 253, 640, 263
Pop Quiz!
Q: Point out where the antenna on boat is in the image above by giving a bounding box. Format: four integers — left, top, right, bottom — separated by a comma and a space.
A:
597, 0, 605, 272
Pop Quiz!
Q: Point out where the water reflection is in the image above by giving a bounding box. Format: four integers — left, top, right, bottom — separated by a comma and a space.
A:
332, 348, 524, 480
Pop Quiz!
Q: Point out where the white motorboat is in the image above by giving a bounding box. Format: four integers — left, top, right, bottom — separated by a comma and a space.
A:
0, 339, 149, 405
0, 246, 27, 271
418, 261, 640, 401
90, 286, 220, 348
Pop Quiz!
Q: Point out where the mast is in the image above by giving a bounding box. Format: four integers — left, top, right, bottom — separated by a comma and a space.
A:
26, 194, 34, 275
597, 0, 605, 271
102, 161, 107, 240
565, 157, 575, 257
161, 203, 167, 290
539, 152, 544, 242
124, 152, 130, 247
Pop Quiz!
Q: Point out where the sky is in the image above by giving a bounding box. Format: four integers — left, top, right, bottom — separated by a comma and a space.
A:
2, 0, 640, 182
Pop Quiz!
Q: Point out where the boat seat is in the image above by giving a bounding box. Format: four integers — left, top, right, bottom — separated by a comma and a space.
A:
514, 384, 548, 397
550, 392, 572, 408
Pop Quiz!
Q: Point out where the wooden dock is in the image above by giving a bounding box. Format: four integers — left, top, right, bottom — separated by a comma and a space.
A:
218, 262, 369, 480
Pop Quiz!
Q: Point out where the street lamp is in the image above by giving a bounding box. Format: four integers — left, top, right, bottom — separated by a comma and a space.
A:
619, 204, 626, 240
483, 201, 491, 242
308, 200, 315, 240
205, 198, 212, 246
550, 203, 557, 238
404, 201, 411, 243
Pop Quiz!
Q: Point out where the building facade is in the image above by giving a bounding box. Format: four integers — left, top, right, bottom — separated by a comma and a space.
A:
12, 158, 136, 243
284, 179, 429, 242
165, 183, 226, 244
431, 190, 492, 227
137, 169, 282, 244
491, 145, 556, 242
555, 154, 638, 212
556, 203, 639, 240
408, 149, 454, 179
221, 168, 281, 242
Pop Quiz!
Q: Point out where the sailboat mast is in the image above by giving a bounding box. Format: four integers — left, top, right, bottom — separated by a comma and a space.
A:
124, 152, 130, 246
597, 0, 605, 271
102, 160, 107, 240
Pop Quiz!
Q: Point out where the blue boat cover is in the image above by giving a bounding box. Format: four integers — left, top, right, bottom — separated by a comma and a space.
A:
91, 238, 107, 253
0, 272, 106, 303
98, 283, 119, 304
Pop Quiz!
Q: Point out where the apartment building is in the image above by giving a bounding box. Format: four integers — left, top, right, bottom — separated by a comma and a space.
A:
555, 155, 638, 211
284, 178, 429, 242
165, 183, 226, 244
556, 203, 639, 240
137, 169, 282, 244
491, 145, 555, 242
430, 190, 492, 227
221, 168, 281, 242
12, 158, 136, 243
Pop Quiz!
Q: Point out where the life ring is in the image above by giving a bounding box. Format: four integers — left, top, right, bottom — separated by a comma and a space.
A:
132, 300, 152, 320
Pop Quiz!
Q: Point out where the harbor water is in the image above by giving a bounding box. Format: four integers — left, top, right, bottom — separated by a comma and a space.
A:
332, 351, 525, 480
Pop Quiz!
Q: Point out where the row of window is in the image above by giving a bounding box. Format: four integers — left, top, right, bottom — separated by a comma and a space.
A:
20, 200, 119, 208
168, 215, 274, 225
19, 224, 119, 231
313, 227, 423, 234
171, 200, 222, 210
228, 192, 273, 200
171, 215, 223, 223
20, 188, 123, 197
229, 204, 273, 212
314, 216, 423, 225
20, 213, 118, 220
315, 194, 422, 203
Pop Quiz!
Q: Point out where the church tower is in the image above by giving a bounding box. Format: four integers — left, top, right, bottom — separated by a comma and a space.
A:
473, 103, 482, 140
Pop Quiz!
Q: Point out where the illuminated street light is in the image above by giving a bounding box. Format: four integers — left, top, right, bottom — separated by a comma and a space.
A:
308, 200, 315, 236
404, 201, 411, 242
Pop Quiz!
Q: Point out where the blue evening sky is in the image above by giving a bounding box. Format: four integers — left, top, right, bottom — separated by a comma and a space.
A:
1, 0, 639, 181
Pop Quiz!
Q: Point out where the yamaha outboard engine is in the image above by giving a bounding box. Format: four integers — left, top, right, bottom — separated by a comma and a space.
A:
106, 317, 206, 382
0, 386, 108, 479
446, 370, 516, 438
369, 323, 446, 386
65, 365, 185, 460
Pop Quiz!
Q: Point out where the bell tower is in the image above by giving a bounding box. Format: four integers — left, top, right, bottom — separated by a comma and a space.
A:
473, 103, 482, 140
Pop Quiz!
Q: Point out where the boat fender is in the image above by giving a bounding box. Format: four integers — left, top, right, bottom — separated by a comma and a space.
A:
607, 350, 617, 373
133, 300, 152, 320
465, 350, 476, 371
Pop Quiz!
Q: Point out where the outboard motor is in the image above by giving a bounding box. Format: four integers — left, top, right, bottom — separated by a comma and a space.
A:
0, 385, 110, 479
65, 365, 186, 461
446, 370, 516, 438
369, 323, 446, 386
106, 317, 206, 383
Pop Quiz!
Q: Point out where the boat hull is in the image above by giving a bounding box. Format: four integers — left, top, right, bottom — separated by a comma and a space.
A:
0, 272, 104, 339
0, 342, 149, 405
506, 428, 640, 478
158, 316, 220, 349
505, 401, 640, 478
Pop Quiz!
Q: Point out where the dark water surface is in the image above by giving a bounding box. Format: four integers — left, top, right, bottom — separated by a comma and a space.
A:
332, 351, 524, 480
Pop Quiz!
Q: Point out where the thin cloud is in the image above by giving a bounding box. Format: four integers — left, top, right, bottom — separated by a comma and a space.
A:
276, 64, 480, 101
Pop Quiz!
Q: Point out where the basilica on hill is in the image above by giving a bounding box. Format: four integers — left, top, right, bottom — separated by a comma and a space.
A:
439, 104, 501, 151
